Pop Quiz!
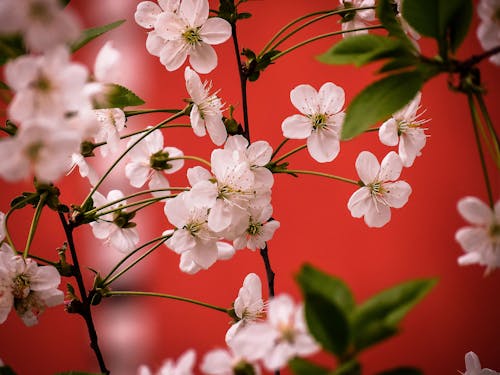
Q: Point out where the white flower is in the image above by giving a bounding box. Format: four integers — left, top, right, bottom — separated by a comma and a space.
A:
90, 190, 140, 253
379, 92, 428, 167
69, 153, 99, 186
0, 0, 80, 52
225, 273, 265, 344
456, 197, 500, 275
125, 129, 184, 197
0, 212, 6, 243
477, 0, 500, 66
138, 349, 196, 375
462, 351, 500, 375
233, 203, 280, 251
230, 294, 319, 371
5, 46, 90, 124
0, 245, 64, 326
281, 82, 345, 163
201, 347, 260, 375
348, 151, 412, 227
339, 0, 375, 37
0, 121, 81, 183
93, 108, 127, 157
185, 66, 227, 145
154, 0, 232, 73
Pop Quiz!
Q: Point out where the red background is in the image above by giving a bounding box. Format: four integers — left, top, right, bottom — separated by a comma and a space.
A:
0, 1, 499, 374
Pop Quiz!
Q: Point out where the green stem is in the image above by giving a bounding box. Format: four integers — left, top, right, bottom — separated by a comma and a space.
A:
168, 155, 211, 168
23, 192, 47, 258
467, 93, 494, 208
272, 145, 307, 164
364, 127, 380, 133
283, 169, 359, 185
102, 235, 170, 286
270, 25, 383, 62
271, 138, 289, 160
92, 195, 176, 219
80, 108, 188, 210
103, 290, 230, 314
15, 251, 56, 265
102, 236, 170, 287
475, 92, 500, 169
124, 108, 182, 117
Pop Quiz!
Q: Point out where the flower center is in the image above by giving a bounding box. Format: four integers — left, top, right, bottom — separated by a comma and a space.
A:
233, 360, 256, 375
247, 221, 262, 236
32, 74, 52, 93
182, 27, 202, 45
150, 150, 173, 171
29, 1, 52, 23
369, 181, 386, 196
25, 141, 44, 161
12, 274, 31, 299
310, 113, 328, 130
113, 209, 136, 228
489, 222, 500, 244
185, 221, 204, 236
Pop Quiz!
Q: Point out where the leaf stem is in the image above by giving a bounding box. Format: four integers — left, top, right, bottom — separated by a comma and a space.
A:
124, 108, 183, 117
271, 138, 290, 160
272, 144, 307, 164
283, 169, 359, 185
475, 92, 500, 169
168, 155, 211, 168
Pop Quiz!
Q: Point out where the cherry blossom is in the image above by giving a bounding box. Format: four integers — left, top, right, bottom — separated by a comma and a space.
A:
456, 197, 500, 275
90, 190, 140, 253
477, 0, 500, 66
125, 129, 184, 197
225, 273, 265, 343
379, 92, 428, 167
230, 294, 319, 371
339, 0, 375, 37
185, 66, 227, 145
348, 151, 412, 227
281, 82, 345, 163
0, 212, 6, 242
138, 349, 196, 375
153, 0, 232, 73
462, 351, 499, 375
201, 347, 260, 375
0, 244, 64, 326
92, 108, 127, 157
0, 0, 80, 52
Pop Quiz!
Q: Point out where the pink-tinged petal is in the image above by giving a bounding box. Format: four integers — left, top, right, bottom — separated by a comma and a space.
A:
201, 349, 232, 374
8, 90, 36, 124
225, 134, 248, 151
263, 343, 295, 371
5, 55, 39, 91
457, 197, 492, 225
205, 114, 227, 146
293, 332, 320, 357
30, 266, 60, 291
158, 0, 180, 12
495, 200, 500, 223
179, 252, 202, 274
110, 228, 139, 253
148, 172, 170, 198
208, 200, 233, 232
160, 40, 188, 71
379, 118, 399, 146
200, 17, 232, 45
399, 130, 426, 167
364, 203, 391, 227
190, 241, 218, 269
464, 351, 482, 371
175, 349, 196, 372
0, 290, 13, 324
355, 151, 379, 184
268, 294, 295, 327
180, 0, 209, 27
184, 66, 204, 102
216, 241, 235, 260
230, 322, 277, 361
290, 84, 318, 115
145, 129, 164, 154
384, 181, 411, 208
318, 82, 345, 114
187, 166, 212, 185
190, 105, 207, 137
125, 162, 150, 188
135, 1, 162, 28
248, 140, 273, 166
164, 193, 189, 228
307, 129, 340, 162
281, 115, 312, 139
347, 187, 371, 218
167, 229, 196, 253
379, 151, 403, 181
155, 12, 184, 39
189, 180, 218, 207
455, 227, 490, 254
189, 43, 217, 74
91, 222, 113, 239
146, 31, 166, 57
458, 251, 482, 266
38, 288, 64, 307
94, 41, 121, 83
164, 146, 185, 174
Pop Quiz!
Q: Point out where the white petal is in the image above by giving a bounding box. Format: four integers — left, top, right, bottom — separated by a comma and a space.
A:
355, 151, 379, 184
455, 227, 491, 254
457, 197, 493, 225
290, 84, 318, 115
205, 114, 227, 146
281, 115, 312, 139
383, 181, 411, 208
379, 151, 403, 181
216, 241, 235, 260
364, 203, 391, 228
125, 162, 150, 188
146, 31, 166, 56
306, 129, 340, 162
379, 118, 399, 146
135, 1, 162, 28
317, 82, 345, 114
347, 187, 371, 218
200, 17, 232, 45
30, 265, 61, 291
94, 41, 121, 83
190, 241, 218, 269
160, 40, 188, 71
189, 42, 217, 74
248, 141, 273, 166
201, 349, 232, 374
180, 0, 209, 27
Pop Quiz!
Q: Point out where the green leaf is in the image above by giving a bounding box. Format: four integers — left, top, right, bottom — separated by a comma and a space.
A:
351, 278, 437, 351
297, 264, 355, 314
341, 71, 423, 139
303, 291, 350, 357
0, 81, 10, 90
376, 367, 423, 375
377, 0, 414, 50
289, 357, 330, 375
0, 366, 17, 375
378, 58, 416, 73
71, 20, 125, 52
0, 34, 26, 66
97, 83, 145, 109
447, 0, 473, 52
331, 360, 361, 375
318, 34, 408, 67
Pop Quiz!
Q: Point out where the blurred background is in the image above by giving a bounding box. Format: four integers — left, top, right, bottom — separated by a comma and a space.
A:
0, 0, 499, 374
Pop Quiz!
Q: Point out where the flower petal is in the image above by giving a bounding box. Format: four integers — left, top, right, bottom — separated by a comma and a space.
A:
306, 129, 340, 162
189, 42, 217, 74
290, 84, 318, 115
355, 151, 379, 184
379, 151, 402, 181
379, 118, 399, 146
200, 17, 231, 45
281, 114, 312, 139
317, 82, 345, 114
457, 196, 492, 225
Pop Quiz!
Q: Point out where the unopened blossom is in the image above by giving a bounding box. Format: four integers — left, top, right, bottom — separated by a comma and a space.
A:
125, 129, 184, 197
477, 0, 500, 66
90, 190, 140, 253
225, 273, 265, 344
456, 197, 500, 275
462, 351, 500, 375
201, 347, 260, 375
231, 294, 319, 371
185, 67, 227, 145
233, 203, 280, 251
153, 0, 232, 73
379, 92, 428, 167
0, 244, 64, 326
0, 121, 80, 183
0, 0, 80, 52
138, 349, 196, 375
5, 46, 90, 124
348, 151, 411, 228
339, 0, 375, 37
282, 82, 345, 163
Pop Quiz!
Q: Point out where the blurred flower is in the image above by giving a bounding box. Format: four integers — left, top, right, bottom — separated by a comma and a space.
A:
462, 351, 499, 375
348, 151, 411, 227
477, 0, 500, 66
185, 66, 227, 145
0, 244, 64, 326
456, 197, 500, 275
92, 108, 127, 157
138, 349, 196, 375
339, 0, 375, 37
281, 82, 345, 163
201, 347, 260, 375
379, 92, 428, 167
